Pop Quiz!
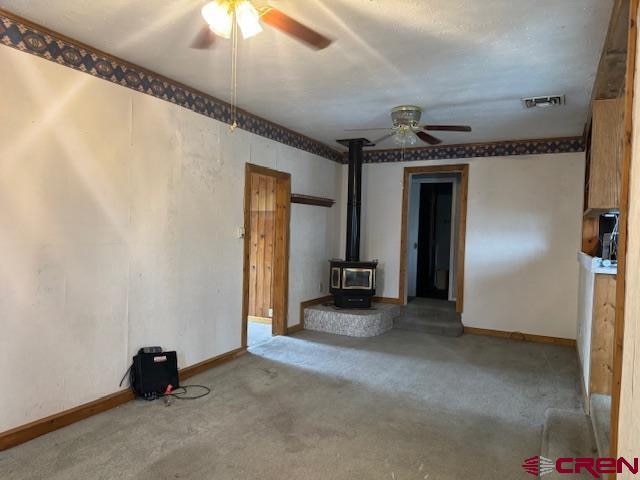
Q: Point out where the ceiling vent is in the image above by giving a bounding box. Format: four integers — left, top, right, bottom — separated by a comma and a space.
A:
522, 95, 566, 109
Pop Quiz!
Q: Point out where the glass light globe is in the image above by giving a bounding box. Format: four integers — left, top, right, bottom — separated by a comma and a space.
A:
236, 1, 263, 39
202, 1, 232, 39
393, 128, 419, 146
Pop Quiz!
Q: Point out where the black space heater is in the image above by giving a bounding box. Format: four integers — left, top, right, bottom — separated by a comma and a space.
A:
131, 348, 179, 400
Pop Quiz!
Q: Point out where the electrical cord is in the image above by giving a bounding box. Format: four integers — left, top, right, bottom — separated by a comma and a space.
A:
612, 213, 620, 261
165, 385, 211, 400
118, 364, 133, 388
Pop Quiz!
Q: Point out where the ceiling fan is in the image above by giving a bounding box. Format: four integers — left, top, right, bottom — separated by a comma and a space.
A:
346, 106, 472, 147
191, 1, 333, 50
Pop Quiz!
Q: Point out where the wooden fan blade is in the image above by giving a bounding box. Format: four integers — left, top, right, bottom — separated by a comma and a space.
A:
344, 127, 389, 132
416, 131, 442, 145
191, 25, 216, 49
372, 133, 395, 145
422, 125, 472, 132
260, 7, 332, 50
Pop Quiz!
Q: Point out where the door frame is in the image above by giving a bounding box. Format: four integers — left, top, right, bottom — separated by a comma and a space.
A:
399, 164, 469, 313
242, 163, 291, 348
407, 176, 458, 301
414, 181, 454, 300
610, 0, 638, 459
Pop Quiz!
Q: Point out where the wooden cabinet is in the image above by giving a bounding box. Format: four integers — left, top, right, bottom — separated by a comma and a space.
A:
585, 98, 623, 215
590, 274, 616, 395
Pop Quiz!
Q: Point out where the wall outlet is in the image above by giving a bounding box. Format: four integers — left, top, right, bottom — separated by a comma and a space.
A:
236, 226, 245, 239
268, 308, 273, 318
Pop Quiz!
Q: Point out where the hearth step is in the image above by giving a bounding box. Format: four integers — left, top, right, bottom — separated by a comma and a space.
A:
394, 314, 463, 337
304, 303, 401, 337
394, 299, 463, 337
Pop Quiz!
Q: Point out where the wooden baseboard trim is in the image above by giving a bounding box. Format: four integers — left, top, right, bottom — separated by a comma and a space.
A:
373, 296, 403, 305
0, 346, 246, 451
287, 323, 304, 334
0, 388, 134, 452
179, 347, 246, 381
463, 327, 576, 347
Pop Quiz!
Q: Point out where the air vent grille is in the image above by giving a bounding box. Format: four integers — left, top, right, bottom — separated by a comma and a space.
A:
522, 95, 566, 109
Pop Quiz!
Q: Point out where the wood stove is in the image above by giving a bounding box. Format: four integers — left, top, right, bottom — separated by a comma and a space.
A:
330, 259, 377, 308
330, 138, 378, 309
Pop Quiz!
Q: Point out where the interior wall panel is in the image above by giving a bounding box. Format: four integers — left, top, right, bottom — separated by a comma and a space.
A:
0, 45, 341, 432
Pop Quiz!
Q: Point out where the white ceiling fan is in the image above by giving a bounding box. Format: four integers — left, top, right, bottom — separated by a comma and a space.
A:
191, 0, 333, 50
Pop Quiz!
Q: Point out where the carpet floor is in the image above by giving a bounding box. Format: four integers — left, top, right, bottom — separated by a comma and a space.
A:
0, 329, 581, 479
247, 322, 273, 347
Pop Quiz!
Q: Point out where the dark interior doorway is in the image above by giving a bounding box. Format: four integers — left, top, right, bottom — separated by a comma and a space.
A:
416, 182, 453, 299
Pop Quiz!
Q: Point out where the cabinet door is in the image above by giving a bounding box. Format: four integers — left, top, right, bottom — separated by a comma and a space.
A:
589, 274, 616, 395
588, 98, 623, 212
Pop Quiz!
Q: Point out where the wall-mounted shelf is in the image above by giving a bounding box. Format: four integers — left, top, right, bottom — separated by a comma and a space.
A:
290, 194, 335, 208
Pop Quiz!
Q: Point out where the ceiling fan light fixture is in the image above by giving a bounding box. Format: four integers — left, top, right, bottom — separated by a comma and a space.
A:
236, 1, 263, 39
202, 1, 232, 39
393, 127, 419, 146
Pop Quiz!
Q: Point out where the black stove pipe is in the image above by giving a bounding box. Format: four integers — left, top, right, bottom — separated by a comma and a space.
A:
345, 139, 364, 262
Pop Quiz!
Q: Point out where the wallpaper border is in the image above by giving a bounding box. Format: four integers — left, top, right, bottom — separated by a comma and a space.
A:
0, 9, 343, 163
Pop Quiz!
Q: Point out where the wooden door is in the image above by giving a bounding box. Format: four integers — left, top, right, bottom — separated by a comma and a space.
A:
248, 173, 276, 320
242, 164, 291, 347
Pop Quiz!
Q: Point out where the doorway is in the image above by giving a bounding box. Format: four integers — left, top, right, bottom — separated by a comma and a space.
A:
400, 165, 468, 313
416, 182, 454, 300
242, 164, 291, 348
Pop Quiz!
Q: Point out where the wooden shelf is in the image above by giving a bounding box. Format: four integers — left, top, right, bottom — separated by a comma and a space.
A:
290, 194, 335, 208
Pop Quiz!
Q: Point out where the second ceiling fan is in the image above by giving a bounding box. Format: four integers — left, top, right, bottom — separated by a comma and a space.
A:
346, 106, 472, 147
191, 0, 333, 50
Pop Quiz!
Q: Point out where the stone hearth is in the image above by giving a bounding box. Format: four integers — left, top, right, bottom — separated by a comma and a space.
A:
304, 303, 401, 337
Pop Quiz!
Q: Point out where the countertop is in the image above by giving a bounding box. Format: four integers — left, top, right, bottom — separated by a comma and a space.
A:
577, 251, 617, 275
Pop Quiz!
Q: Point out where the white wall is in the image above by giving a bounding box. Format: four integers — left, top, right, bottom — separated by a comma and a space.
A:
357, 153, 585, 339
0, 46, 341, 432
0, 40, 587, 433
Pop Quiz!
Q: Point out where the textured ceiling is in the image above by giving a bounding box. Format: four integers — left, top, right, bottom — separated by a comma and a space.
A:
0, 0, 613, 150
